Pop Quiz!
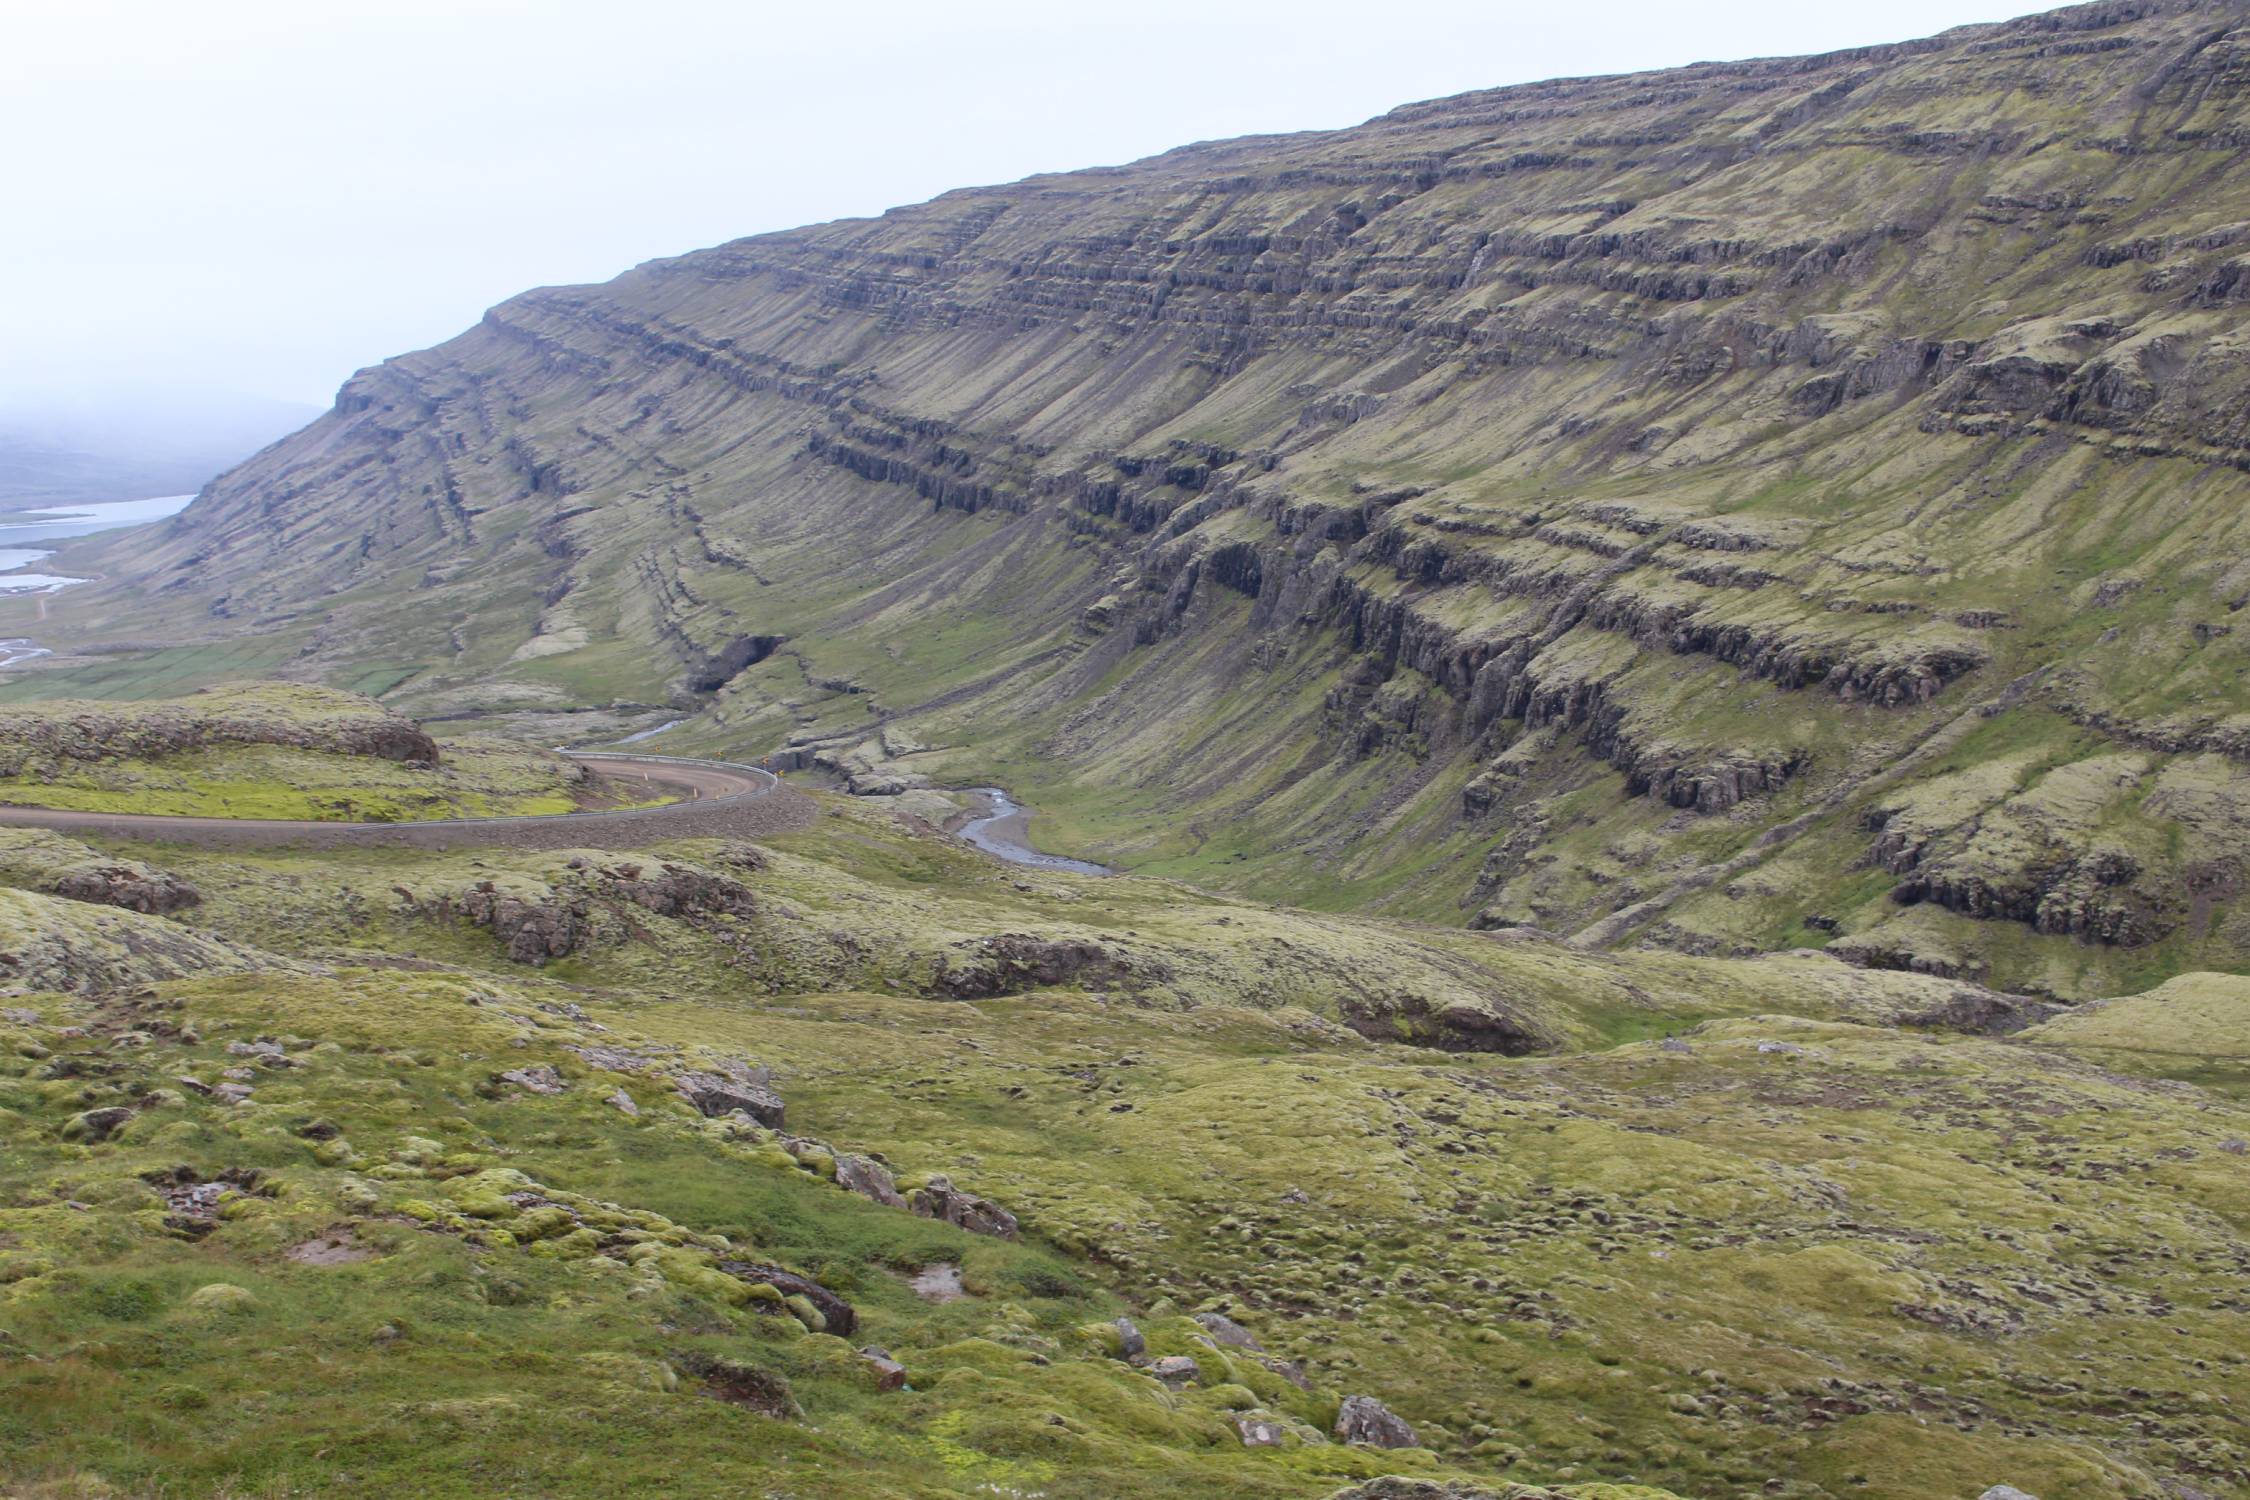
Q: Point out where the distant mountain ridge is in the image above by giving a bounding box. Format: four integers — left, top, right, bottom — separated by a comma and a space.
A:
37, 0, 2250, 998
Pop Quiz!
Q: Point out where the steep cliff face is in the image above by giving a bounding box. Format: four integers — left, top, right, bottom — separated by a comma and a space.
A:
40, 0, 2250, 994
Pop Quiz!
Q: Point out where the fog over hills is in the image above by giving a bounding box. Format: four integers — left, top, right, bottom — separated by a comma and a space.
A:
0, 385, 320, 508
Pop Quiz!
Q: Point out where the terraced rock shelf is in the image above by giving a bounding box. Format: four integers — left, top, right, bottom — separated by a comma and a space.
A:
4, 5, 2250, 1496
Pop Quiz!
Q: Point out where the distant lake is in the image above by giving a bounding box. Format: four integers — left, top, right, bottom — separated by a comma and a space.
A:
0, 494, 193, 594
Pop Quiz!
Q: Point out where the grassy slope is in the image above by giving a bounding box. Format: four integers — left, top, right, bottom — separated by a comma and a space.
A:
0, 683, 616, 821
0, 737, 596, 822
1, 797, 2244, 1499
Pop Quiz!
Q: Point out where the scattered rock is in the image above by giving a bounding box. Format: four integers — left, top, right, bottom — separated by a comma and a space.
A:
858, 1346, 908, 1391
1114, 1316, 1147, 1361
1263, 1357, 1313, 1390
497, 1064, 565, 1095
1335, 1394, 1418, 1449
834, 1152, 906, 1208
909, 1174, 1019, 1238
604, 1088, 638, 1117
672, 1063, 784, 1126
213, 1083, 254, 1106
60, 1106, 134, 1143
1236, 1413, 1288, 1446
1150, 1355, 1200, 1387
1194, 1310, 1263, 1350
718, 1261, 856, 1337
1980, 1489, 2041, 1500
569, 1043, 671, 1073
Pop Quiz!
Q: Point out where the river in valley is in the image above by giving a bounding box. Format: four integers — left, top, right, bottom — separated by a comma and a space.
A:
0, 493, 194, 595
956, 787, 1112, 875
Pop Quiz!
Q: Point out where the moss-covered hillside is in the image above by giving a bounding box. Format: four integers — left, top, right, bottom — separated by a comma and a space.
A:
0, 683, 616, 822
19, 1, 2250, 994
2, 793, 2243, 1499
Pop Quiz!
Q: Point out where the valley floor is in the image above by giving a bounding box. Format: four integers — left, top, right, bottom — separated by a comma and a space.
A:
2, 790, 2245, 1499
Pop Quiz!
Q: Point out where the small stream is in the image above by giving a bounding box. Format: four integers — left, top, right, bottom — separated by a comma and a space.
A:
612, 716, 685, 745
957, 787, 1112, 875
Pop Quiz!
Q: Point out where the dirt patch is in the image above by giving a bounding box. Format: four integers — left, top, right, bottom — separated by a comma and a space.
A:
675, 1353, 800, 1418
287, 1226, 373, 1265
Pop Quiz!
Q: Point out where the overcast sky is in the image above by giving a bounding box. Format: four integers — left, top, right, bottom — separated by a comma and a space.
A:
4, 0, 2036, 410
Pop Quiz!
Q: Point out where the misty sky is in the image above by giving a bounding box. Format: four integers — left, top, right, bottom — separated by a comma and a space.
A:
5, 0, 2036, 410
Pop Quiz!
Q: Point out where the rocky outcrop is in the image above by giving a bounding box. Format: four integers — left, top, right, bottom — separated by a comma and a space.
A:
404, 856, 757, 965
718, 1261, 856, 1336
49, 863, 201, 915
928, 933, 1163, 999
672, 1062, 785, 1126
909, 1174, 1020, 1239
1334, 1395, 1419, 1449
0, 683, 439, 774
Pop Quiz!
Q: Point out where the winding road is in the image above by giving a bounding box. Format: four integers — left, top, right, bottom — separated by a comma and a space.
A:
0, 752, 815, 851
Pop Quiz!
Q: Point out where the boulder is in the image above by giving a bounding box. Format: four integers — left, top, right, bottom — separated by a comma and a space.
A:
1335, 1394, 1418, 1449
1194, 1310, 1263, 1350
672, 1065, 784, 1126
498, 1065, 565, 1095
858, 1346, 908, 1391
718, 1261, 856, 1337
909, 1174, 1019, 1238
1235, 1413, 1288, 1447
1150, 1355, 1200, 1387
1114, 1316, 1147, 1361
834, 1153, 906, 1209
61, 1106, 134, 1142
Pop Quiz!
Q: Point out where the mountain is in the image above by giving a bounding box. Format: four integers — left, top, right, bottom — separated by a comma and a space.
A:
30, 0, 2250, 1002
0, 386, 321, 509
